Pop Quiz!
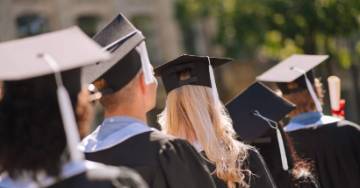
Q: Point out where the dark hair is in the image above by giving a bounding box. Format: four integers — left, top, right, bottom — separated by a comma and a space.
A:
0, 70, 80, 178
280, 127, 318, 187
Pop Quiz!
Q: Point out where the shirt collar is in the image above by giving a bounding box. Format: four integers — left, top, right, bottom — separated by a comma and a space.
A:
291, 112, 323, 124
80, 116, 152, 153
284, 112, 340, 132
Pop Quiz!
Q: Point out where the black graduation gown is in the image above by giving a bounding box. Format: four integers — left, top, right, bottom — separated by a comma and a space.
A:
205, 149, 276, 188
85, 130, 216, 188
253, 130, 319, 188
287, 120, 360, 188
49, 166, 147, 188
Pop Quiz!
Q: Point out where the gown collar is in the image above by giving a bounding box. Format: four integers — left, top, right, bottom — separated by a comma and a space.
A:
284, 112, 340, 132
80, 116, 152, 153
0, 160, 99, 188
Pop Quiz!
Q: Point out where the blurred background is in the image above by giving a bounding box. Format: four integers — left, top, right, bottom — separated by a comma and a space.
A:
0, 0, 359, 125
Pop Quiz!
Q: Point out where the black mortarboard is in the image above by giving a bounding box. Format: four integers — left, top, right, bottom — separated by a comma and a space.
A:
154, 54, 232, 93
226, 82, 295, 170
82, 13, 154, 95
0, 27, 110, 162
256, 54, 328, 94
226, 82, 295, 141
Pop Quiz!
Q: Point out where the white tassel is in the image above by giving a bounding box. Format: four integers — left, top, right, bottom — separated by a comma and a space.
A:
253, 110, 289, 171
57, 86, 84, 161
291, 67, 323, 112
136, 42, 155, 85
276, 127, 289, 170
207, 57, 221, 107
39, 53, 84, 162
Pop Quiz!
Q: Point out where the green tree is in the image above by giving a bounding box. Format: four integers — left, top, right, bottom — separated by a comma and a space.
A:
175, 0, 360, 118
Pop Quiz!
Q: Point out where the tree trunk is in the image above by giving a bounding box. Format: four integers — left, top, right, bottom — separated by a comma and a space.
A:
350, 64, 360, 122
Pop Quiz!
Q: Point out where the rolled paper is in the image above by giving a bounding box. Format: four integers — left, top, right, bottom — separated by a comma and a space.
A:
328, 76, 341, 111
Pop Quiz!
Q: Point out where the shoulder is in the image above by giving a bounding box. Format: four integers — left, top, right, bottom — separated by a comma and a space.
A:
148, 130, 195, 151
85, 162, 148, 188
246, 148, 267, 169
148, 130, 206, 166
245, 148, 277, 188
337, 120, 360, 130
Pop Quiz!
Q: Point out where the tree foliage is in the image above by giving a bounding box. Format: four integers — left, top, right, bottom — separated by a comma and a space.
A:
175, 0, 360, 68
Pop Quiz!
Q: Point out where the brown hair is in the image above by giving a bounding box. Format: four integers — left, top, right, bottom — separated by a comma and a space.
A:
283, 78, 324, 117
0, 76, 92, 179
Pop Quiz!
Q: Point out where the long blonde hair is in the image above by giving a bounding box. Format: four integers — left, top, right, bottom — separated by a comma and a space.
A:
158, 85, 251, 188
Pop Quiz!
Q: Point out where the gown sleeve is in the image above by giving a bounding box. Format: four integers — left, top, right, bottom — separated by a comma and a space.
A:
246, 149, 277, 188
158, 139, 216, 188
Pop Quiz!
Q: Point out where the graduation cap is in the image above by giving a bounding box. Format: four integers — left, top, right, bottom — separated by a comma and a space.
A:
226, 82, 295, 170
82, 13, 154, 95
0, 27, 110, 162
257, 54, 329, 112
155, 54, 232, 106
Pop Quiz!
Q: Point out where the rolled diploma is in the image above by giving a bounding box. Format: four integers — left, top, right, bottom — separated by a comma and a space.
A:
327, 76, 341, 111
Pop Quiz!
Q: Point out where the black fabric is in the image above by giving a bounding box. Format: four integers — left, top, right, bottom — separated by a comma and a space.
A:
48, 165, 147, 188
93, 14, 137, 48
226, 82, 295, 141
204, 149, 276, 188
85, 131, 216, 188
93, 49, 141, 95
286, 120, 360, 188
84, 13, 144, 91
154, 54, 232, 93
253, 129, 319, 188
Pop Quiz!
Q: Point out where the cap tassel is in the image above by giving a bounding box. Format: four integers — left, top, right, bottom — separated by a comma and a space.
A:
207, 56, 221, 107
136, 42, 155, 85
39, 53, 84, 162
291, 67, 323, 112
253, 110, 289, 171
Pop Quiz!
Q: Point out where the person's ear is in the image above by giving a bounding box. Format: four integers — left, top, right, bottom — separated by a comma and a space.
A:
138, 72, 147, 95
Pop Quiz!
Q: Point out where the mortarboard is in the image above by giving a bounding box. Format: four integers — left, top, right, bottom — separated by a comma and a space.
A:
155, 54, 232, 106
226, 82, 295, 170
82, 13, 154, 96
0, 27, 110, 163
257, 54, 329, 112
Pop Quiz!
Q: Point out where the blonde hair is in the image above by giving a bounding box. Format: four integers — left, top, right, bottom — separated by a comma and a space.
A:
159, 85, 251, 188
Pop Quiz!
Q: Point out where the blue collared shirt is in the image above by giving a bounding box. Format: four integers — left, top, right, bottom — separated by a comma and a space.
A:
80, 116, 153, 153
284, 112, 340, 132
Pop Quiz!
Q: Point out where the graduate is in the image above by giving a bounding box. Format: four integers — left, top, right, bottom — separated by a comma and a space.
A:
227, 82, 319, 188
80, 14, 216, 188
257, 54, 360, 188
0, 27, 147, 188
155, 55, 276, 188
